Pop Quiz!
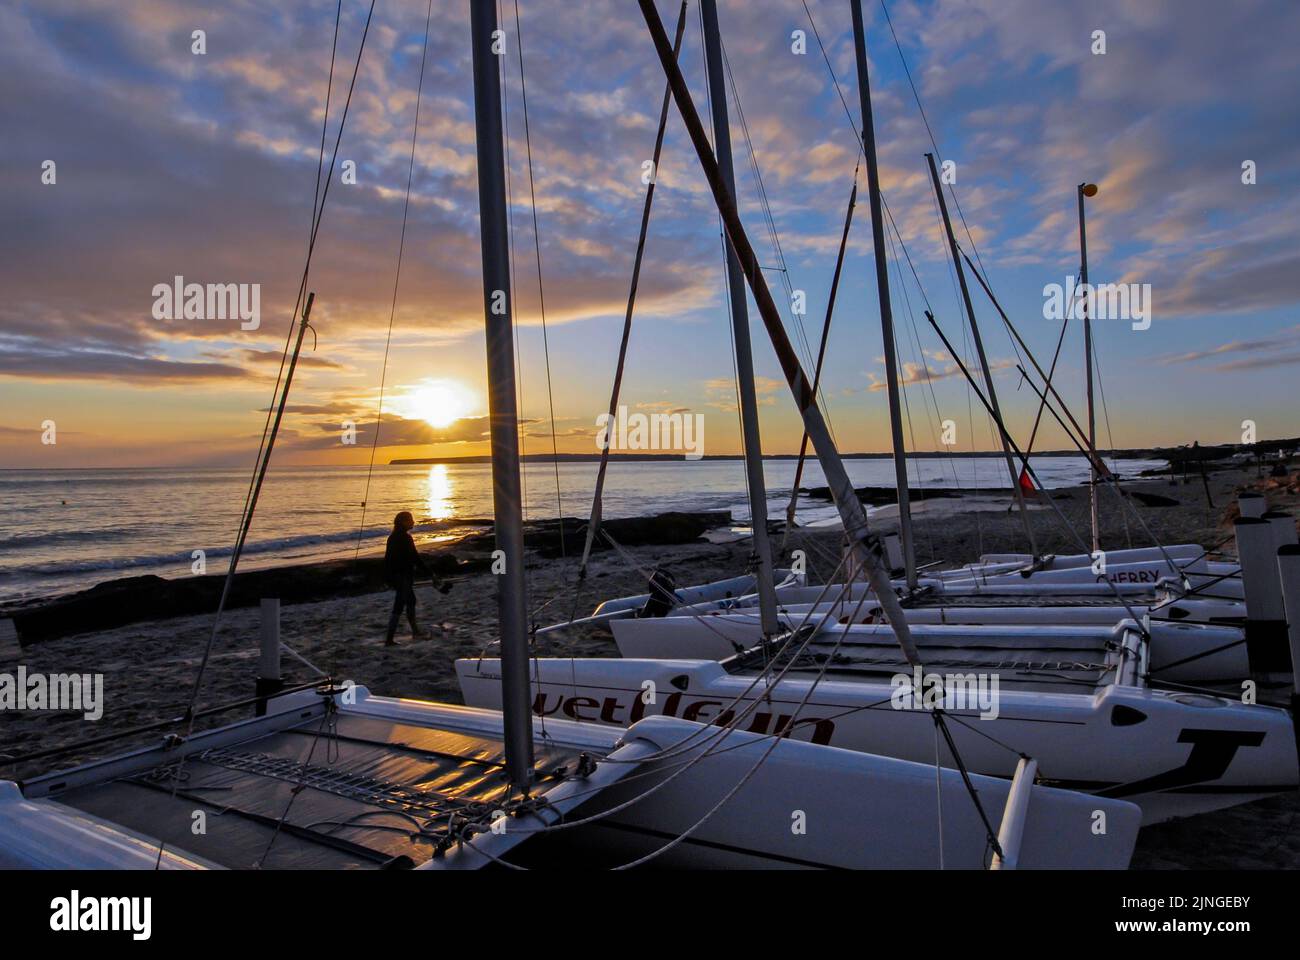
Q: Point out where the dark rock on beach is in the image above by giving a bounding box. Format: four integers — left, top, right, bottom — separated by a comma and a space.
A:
803, 485, 990, 505
6, 510, 732, 643
8, 552, 469, 645
515, 511, 732, 558
1127, 490, 1181, 507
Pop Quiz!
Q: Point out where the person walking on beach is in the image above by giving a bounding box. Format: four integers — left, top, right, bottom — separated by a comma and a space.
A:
384, 511, 431, 645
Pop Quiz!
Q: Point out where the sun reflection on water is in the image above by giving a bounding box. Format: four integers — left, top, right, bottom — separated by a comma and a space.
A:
425, 464, 453, 522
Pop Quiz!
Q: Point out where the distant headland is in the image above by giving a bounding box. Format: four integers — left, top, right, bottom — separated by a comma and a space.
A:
390, 438, 1297, 466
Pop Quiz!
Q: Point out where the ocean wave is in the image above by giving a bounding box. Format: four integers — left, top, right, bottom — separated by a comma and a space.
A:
5, 528, 383, 578
0, 520, 476, 581
0, 527, 141, 549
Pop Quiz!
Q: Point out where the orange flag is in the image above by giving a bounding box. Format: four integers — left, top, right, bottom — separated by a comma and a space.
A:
1017, 466, 1037, 498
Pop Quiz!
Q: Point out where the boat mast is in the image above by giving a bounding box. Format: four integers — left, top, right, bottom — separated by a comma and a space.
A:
1078, 182, 1100, 554
699, 0, 779, 636
849, 0, 916, 589
637, 0, 919, 665
925, 153, 1038, 557
470, 0, 533, 788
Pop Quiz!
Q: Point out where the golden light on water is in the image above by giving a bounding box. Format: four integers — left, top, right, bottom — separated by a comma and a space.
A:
426, 463, 453, 521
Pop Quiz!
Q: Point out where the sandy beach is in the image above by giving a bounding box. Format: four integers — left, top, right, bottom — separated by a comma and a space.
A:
3, 462, 1298, 869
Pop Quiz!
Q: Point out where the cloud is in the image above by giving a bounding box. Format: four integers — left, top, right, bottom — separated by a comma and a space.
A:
703, 374, 785, 411
0, 335, 250, 383
866, 354, 1014, 392
1160, 324, 1300, 371
3, 0, 1298, 462
275, 413, 499, 452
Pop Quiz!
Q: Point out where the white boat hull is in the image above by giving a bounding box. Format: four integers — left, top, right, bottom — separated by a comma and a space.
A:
456, 657, 1297, 825
611, 611, 1253, 683
0, 685, 1141, 870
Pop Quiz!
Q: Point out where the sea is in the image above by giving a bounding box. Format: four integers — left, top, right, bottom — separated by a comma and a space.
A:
0, 456, 1163, 603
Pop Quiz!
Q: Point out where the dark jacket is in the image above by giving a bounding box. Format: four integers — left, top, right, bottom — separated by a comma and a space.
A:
384, 530, 428, 587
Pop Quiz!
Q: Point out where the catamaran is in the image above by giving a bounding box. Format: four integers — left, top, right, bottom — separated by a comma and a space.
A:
459, 0, 1300, 830
0, 0, 1152, 872
533, 0, 1293, 693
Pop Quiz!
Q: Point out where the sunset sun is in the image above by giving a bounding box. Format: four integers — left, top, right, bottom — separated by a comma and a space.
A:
400, 379, 475, 429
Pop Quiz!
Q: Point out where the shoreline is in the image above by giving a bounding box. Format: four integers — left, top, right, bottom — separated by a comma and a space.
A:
0, 454, 1238, 611
1, 510, 733, 642
2, 460, 1261, 617
3, 464, 1299, 868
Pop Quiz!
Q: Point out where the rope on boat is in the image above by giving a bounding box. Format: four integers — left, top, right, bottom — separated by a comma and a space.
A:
457, 556, 876, 855
933, 719, 945, 868
1144, 636, 1248, 677
934, 711, 1005, 862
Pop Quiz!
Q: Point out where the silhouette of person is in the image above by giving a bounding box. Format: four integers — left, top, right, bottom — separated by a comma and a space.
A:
384, 511, 430, 645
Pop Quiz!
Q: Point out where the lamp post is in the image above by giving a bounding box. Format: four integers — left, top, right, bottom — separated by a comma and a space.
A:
1078, 181, 1099, 555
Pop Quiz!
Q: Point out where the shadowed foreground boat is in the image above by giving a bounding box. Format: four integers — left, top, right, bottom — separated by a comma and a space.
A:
0, 685, 1142, 869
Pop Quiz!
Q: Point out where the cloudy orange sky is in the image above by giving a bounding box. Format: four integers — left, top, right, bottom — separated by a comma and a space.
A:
3, 0, 1298, 468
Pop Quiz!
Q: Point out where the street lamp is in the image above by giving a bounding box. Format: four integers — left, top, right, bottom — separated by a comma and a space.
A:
1078, 182, 1099, 552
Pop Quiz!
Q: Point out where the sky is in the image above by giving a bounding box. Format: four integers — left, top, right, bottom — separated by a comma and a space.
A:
2, 0, 1298, 469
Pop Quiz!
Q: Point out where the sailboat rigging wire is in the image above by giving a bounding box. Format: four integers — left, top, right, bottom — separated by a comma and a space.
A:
719, 38, 827, 409
801, 0, 859, 143
879, 195, 972, 527
961, 251, 1097, 464
938, 710, 1026, 760
186, 0, 376, 715
924, 311, 1151, 626
1021, 316, 1072, 458
695, 1, 754, 531
886, 221, 939, 563
350, 0, 435, 573
801, 0, 975, 525
577, 1, 688, 579
609, 560, 987, 869
457, 683, 916, 857
784, 173, 857, 541
309, 0, 345, 260
801, 0, 999, 532
876, 0, 986, 279
875, 185, 967, 508
988, 298, 1187, 570
254, 697, 339, 867
456, 554, 883, 861
464, 543, 1057, 857
933, 720, 944, 868
159, 3, 378, 873
1091, 335, 1134, 547
236, 0, 343, 551
569, 551, 862, 773
454, 594, 867, 862
877, 0, 1059, 556
934, 711, 1005, 860
879, 6, 1140, 557
512, 0, 565, 555
499, 0, 531, 550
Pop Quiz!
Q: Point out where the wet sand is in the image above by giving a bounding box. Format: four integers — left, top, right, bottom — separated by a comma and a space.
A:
3, 463, 1298, 868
